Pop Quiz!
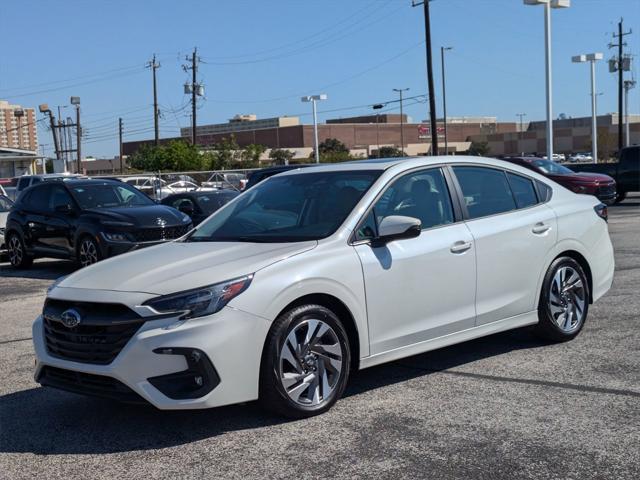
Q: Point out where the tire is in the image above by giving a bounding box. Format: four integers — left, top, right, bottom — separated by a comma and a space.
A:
6, 232, 33, 269
535, 257, 589, 342
260, 304, 351, 419
77, 236, 102, 267
614, 190, 627, 204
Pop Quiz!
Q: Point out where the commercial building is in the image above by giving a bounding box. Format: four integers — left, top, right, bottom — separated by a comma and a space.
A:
0, 100, 38, 151
124, 113, 516, 159
469, 113, 640, 158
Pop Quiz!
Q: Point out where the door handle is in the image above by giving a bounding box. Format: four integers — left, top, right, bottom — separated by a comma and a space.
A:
450, 240, 472, 254
532, 222, 551, 235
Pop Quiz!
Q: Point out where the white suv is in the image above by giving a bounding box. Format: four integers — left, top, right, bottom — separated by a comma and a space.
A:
35, 156, 614, 417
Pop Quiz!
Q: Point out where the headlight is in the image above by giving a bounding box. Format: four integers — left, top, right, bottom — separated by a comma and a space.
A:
144, 275, 253, 320
47, 275, 68, 294
572, 185, 587, 194
103, 232, 130, 242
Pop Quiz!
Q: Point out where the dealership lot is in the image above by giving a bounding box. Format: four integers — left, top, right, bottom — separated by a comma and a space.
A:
0, 196, 638, 479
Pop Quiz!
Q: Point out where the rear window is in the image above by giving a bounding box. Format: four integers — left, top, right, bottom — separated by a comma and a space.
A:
453, 166, 516, 219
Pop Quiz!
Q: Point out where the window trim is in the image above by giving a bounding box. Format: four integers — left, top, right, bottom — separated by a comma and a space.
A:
349, 165, 461, 246
448, 163, 552, 222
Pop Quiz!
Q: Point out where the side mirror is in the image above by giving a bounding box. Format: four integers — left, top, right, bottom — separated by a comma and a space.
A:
55, 204, 74, 215
373, 215, 421, 246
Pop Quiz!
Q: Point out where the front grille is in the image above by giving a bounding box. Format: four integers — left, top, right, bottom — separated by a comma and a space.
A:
38, 366, 146, 404
43, 300, 144, 365
596, 184, 616, 197
132, 224, 191, 242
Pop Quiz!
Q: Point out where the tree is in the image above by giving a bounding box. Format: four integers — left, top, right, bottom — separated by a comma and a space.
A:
469, 140, 490, 157
371, 146, 404, 158
313, 138, 351, 163
208, 135, 242, 170
164, 140, 205, 171
269, 148, 294, 165
239, 144, 267, 168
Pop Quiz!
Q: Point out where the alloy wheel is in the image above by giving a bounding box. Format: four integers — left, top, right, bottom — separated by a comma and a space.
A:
278, 319, 343, 407
548, 266, 586, 333
79, 239, 99, 267
8, 235, 23, 266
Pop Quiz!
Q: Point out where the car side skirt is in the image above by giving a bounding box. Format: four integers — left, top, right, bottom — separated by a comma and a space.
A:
358, 310, 538, 370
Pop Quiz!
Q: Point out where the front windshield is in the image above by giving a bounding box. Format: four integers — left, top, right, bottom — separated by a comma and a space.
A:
70, 183, 155, 209
188, 170, 381, 242
532, 159, 573, 175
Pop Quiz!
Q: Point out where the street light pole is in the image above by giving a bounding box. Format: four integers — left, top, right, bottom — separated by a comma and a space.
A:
373, 103, 384, 156
441, 47, 452, 155
524, 0, 570, 160
516, 113, 527, 155
393, 88, 409, 155
572, 53, 603, 163
301, 94, 327, 163
624, 79, 636, 147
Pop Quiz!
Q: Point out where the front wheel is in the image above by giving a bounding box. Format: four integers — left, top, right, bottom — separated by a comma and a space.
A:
535, 257, 589, 342
77, 236, 102, 267
7, 233, 33, 269
260, 304, 351, 418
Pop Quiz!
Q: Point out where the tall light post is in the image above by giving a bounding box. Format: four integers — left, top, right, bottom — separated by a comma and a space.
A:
440, 47, 453, 155
572, 53, 603, 163
393, 88, 409, 154
71, 96, 81, 173
301, 94, 327, 163
372, 103, 384, 155
524, 0, 570, 160
516, 113, 527, 155
623, 79, 636, 147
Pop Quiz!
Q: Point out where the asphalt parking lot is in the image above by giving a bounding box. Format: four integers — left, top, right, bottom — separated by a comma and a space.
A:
0, 195, 638, 480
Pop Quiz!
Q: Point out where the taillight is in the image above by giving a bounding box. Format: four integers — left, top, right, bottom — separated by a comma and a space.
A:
594, 203, 608, 222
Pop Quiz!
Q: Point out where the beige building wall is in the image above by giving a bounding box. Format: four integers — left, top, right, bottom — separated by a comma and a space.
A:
0, 100, 38, 151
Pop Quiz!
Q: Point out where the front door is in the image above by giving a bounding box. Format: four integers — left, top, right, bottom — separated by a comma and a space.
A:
353, 167, 477, 355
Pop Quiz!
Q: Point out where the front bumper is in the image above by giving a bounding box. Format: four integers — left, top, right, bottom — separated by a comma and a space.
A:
33, 305, 271, 409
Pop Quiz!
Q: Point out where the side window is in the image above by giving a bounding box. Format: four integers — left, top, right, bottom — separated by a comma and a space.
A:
17, 177, 30, 191
355, 167, 454, 241
535, 180, 552, 202
506, 172, 538, 209
24, 185, 51, 212
50, 186, 73, 210
453, 166, 516, 219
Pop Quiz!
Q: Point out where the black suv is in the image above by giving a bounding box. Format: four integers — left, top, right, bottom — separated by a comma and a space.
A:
5, 179, 192, 268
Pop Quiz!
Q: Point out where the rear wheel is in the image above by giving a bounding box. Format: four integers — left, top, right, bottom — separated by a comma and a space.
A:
614, 190, 627, 204
7, 233, 33, 269
535, 257, 589, 342
77, 236, 101, 267
260, 304, 351, 418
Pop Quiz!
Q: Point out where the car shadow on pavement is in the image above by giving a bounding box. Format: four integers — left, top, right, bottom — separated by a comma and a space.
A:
0, 327, 548, 456
0, 260, 77, 280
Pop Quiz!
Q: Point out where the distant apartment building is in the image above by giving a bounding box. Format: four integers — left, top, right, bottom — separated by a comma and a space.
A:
0, 100, 38, 151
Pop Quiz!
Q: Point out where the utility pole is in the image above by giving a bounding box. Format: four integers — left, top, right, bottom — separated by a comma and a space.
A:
413, 0, 438, 155
59, 119, 67, 170
119, 117, 124, 174
516, 113, 527, 155
393, 88, 410, 154
38, 105, 61, 166
441, 46, 452, 155
147, 54, 161, 146
66, 117, 74, 169
182, 48, 201, 146
609, 19, 632, 151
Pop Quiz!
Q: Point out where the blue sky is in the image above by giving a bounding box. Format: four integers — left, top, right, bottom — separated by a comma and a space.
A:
1, 0, 638, 158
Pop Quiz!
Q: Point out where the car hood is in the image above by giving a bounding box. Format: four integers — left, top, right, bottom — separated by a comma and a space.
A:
556, 172, 615, 184
84, 205, 189, 227
56, 240, 318, 295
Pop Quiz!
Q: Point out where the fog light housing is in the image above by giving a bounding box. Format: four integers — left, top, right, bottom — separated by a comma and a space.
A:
148, 347, 220, 400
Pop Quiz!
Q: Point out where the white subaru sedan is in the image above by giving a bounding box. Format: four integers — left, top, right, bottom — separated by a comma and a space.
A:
35, 156, 614, 417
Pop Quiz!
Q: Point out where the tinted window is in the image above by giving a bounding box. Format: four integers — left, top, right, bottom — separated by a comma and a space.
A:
24, 185, 51, 211
171, 197, 195, 210
506, 172, 538, 209
70, 183, 155, 209
0, 195, 13, 211
17, 178, 30, 190
195, 193, 238, 214
354, 168, 454, 241
50, 186, 74, 210
453, 166, 516, 219
189, 171, 380, 242
536, 180, 553, 202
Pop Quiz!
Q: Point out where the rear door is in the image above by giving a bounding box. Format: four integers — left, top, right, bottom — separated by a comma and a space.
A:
44, 185, 76, 254
451, 165, 557, 326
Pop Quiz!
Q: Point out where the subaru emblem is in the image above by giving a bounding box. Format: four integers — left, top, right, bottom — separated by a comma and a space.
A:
156, 217, 167, 227
60, 309, 82, 328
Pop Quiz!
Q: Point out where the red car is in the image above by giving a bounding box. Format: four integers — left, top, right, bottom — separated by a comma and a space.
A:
502, 157, 617, 205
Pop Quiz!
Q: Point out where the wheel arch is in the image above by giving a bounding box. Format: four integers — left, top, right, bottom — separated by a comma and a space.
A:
264, 293, 361, 373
